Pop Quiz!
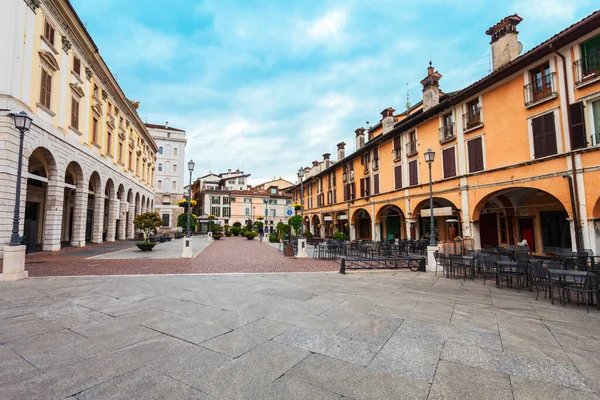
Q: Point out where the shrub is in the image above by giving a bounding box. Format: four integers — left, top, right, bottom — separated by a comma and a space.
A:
333, 232, 349, 241
269, 233, 279, 243
133, 212, 163, 242
225, 231, 232, 237
288, 215, 302, 235
303, 231, 313, 239
211, 224, 223, 234
276, 222, 289, 235
241, 226, 249, 235
245, 231, 258, 240
177, 213, 198, 230
231, 227, 241, 236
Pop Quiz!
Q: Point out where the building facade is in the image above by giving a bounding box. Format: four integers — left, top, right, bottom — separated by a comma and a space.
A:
229, 189, 292, 232
289, 13, 600, 255
146, 123, 186, 231
0, 0, 157, 259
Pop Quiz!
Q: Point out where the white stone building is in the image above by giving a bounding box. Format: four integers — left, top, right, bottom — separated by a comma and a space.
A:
0, 0, 156, 260
146, 123, 186, 231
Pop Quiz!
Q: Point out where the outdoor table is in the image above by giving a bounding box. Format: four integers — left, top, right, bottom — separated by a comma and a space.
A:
547, 269, 596, 306
448, 255, 475, 280
495, 261, 531, 290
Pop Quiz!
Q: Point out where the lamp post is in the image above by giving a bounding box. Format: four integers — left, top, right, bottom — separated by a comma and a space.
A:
298, 168, 304, 237
187, 159, 195, 237
9, 111, 33, 246
424, 148, 436, 247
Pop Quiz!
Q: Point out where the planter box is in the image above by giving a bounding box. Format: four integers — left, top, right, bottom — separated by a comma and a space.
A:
213, 234, 223, 240
136, 242, 156, 251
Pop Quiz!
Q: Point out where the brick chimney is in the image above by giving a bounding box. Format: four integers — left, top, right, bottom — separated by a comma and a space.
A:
421, 62, 442, 112
486, 14, 523, 72
337, 142, 346, 161
323, 153, 331, 169
355, 128, 366, 150
380, 107, 395, 134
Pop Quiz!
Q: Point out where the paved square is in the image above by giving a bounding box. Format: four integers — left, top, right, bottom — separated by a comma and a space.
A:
1, 271, 600, 399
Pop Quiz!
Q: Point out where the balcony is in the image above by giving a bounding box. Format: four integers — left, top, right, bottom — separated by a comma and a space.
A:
372, 158, 379, 170
392, 148, 401, 162
463, 107, 482, 131
439, 123, 455, 144
574, 51, 600, 86
349, 170, 355, 181
524, 72, 557, 107
405, 141, 418, 157
342, 173, 347, 183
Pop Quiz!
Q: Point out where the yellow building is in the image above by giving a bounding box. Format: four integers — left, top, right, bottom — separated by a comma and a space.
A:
0, 0, 157, 259
290, 12, 600, 256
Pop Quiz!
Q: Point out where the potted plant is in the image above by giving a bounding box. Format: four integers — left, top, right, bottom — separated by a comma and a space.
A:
212, 224, 224, 240
245, 231, 258, 240
224, 224, 231, 237
177, 213, 198, 234
231, 227, 241, 236
177, 199, 197, 210
134, 212, 163, 251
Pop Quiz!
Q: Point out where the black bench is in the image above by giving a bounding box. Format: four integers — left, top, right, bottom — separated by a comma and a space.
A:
339, 256, 426, 274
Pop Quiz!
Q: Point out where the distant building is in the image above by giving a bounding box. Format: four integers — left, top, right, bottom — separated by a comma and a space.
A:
146, 123, 187, 231
229, 188, 292, 233
253, 178, 294, 192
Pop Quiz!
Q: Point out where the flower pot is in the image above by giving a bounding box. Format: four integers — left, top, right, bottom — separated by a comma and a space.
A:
136, 242, 156, 251
213, 234, 223, 240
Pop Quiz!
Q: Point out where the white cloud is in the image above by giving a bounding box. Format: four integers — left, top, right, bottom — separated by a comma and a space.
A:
307, 10, 347, 42
514, 0, 590, 21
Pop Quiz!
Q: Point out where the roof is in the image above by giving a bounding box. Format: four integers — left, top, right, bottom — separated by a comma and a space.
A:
145, 123, 186, 133
288, 10, 600, 190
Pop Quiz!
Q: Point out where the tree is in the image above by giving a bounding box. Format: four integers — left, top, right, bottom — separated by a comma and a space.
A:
133, 212, 163, 243
177, 213, 198, 231
276, 222, 289, 236
288, 215, 302, 235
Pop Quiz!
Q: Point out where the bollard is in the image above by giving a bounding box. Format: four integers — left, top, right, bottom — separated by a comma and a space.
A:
339, 257, 346, 274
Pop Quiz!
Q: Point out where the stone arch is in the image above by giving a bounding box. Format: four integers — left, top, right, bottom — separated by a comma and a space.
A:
351, 208, 372, 240
593, 197, 600, 220
412, 197, 461, 242
126, 188, 134, 239
103, 178, 116, 242
141, 194, 146, 213
146, 197, 151, 211
24, 147, 60, 252
116, 184, 126, 240
135, 192, 141, 216
471, 186, 572, 252
87, 171, 103, 243
311, 214, 321, 237
333, 211, 349, 236
376, 204, 406, 241
61, 161, 85, 247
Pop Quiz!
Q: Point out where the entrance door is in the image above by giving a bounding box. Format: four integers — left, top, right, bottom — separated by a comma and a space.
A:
85, 209, 93, 242
519, 218, 535, 252
24, 202, 40, 253
479, 213, 499, 247
386, 216, 401, 240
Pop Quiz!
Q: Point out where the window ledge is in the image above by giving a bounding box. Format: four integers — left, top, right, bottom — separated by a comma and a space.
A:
575, 74, 600, 89
71, 71, 84, 84
525, 93, 558, 109
36, 103, 55, 116
439, 135, 456, 145
464, 122, 483, 134
92, 141, 102, 149
41, 36, 59, 54
69, 125, 83, 136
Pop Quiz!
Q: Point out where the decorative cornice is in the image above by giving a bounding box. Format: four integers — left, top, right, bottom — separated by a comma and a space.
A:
101, 89, 108, 101
25, 0, 41, 13
69, 83, 85, 99
38, 50, 60, 72
85, 67, 93, 81
61, 35, 72, 54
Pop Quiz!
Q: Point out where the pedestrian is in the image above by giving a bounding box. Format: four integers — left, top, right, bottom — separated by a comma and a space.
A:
258, 225, 264, 242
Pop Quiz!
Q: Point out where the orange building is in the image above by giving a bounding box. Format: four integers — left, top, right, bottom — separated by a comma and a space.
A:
289, 13, 600, 256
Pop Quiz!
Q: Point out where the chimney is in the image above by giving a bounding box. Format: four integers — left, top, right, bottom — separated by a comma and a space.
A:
323, 153, 331, 169
380, 107, 395, 134
165, 121, 169, 129
337, 142, 346, 161
421, 62, 442, 112
355, 128, 366, 150
486, 14, 523, 72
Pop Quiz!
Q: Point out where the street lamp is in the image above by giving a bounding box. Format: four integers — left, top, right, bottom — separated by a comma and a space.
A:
9, 111, 33, 246
424, 148, 436, 247
298, 167, 305, 237
187, 159, 195, 237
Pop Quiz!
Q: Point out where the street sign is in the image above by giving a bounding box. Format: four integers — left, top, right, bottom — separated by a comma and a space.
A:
286, 207, 293, 216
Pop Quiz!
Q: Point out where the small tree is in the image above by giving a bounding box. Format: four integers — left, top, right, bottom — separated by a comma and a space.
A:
276, 222, 288, 235
134, 212, 163, 243
177, 213, 198, 231
288, 215, 302, 236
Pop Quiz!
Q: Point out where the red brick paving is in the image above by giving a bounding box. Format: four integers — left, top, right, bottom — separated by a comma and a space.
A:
24, 237, 338, 277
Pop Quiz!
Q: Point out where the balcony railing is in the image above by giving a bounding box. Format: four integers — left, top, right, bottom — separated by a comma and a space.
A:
392, 148, 401, 161
463, 107, 482, 130
342, 173, 347, 183
592, 133, 600, 146
405, 141, 418, 157
574, 51, 600, 86
372, 158, 379, 170
524, 72, 557, 106
439, 123, 455, 144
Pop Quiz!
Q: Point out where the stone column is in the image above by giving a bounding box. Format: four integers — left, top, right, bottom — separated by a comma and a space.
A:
405, 220, 413, 240
126, 202, 135, 239
349, 224, 356, 241
118, 200, 127, 239
106, 198, 116, 242
91, 194, 104, 243
373, 222, 381, 242
70, 187, 88, 247
42, 180, 65, 251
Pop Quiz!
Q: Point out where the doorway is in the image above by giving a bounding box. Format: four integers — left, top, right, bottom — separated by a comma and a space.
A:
479, 213, 499, 247
519, 218, 535, 252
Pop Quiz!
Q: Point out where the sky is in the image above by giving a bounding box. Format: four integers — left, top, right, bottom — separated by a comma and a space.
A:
70, 0, 597, 185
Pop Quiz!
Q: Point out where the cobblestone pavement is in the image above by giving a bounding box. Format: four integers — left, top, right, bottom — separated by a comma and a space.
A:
23, 237, 338, 277
1, 271, 600, 399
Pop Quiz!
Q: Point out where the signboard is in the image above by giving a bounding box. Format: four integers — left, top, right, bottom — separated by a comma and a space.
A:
324, 216, 333, 221
420, 207, 453, 217
337, 215, 348, 221
286, 207, 293, 216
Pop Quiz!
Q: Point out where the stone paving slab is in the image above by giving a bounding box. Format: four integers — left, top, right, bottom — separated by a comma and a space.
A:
250, 376, 342, 400
90, 237, 209, 259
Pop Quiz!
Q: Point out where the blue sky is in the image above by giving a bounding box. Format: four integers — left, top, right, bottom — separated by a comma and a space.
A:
71, 0, 597, 184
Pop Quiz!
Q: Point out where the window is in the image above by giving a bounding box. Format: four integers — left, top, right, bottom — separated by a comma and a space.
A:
394, 165, 402, 189
569, 101, 587, 149
159, 147, 163, 154
107, 130, 112, 155
173, 164, 178, 173
71, 97, 79, 130
223, 197, 230, 205
73, 57, 81, 76
228, 180, 235, 185
270, 188, 277, 194
373, 174, 380, 195
211, 207, 220, 217
408, 160, 418, 186
467, 137, 484, 173
245, 207, 250, 216
372, 148, 379, 169
271, 209, 276, 217
528, 63, 554, 104
440, 113, 454, 142
39, 69, 52, 109
406, 131, 417, 156
210, 196, 221, 204
393, 136, 401, 160
442, 147, 456, 178
118, 142, 124, 163
128, 150, 133, 170
158, 163, 163, 172
592, 100, 600, 145
243, 198, 251, 203
93, 85, 99, 99
173, 147, 178, 156
238, 178, 244, 184
223, 207, 231, 217
43, 18, 55, 46
172, 180, 177, 190
92, 117, 98, 143
464, 98, 481, 129
162, 214, 170, 227
531, 112, 557, 158
157, 180, 162, 189
576, 34, 600, 84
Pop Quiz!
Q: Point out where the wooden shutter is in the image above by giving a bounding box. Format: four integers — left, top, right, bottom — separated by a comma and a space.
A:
360, 178, 365, 197
333, 188, 337, 203
531, 115, 545, 158
343, 184, 348, 201
394, 165, 402, 189
409, 160, 418, 186
374, 174, 380, 194
393, 136, 400, 151
442, 148, 456, 178
468, 137, 484, 172
570, 102, 587, 149
373, 147, 379, 159
542, 112, 557, 156
365, 177, 370, 196
327, 173, 331, 188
